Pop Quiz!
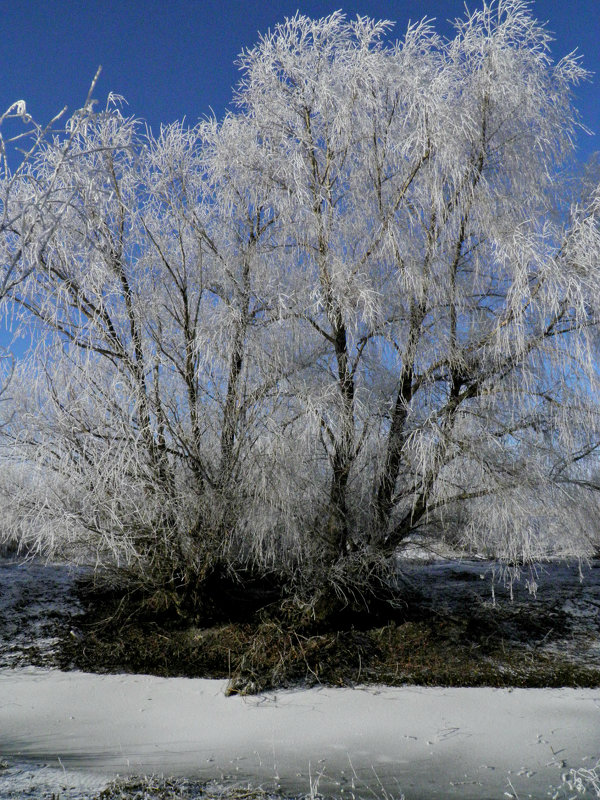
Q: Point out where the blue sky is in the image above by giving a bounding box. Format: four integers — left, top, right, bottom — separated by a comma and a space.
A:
2, 0, 599, 163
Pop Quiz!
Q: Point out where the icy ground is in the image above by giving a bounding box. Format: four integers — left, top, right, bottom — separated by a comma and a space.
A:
0, 557, 85, 669
0, 556, 599, 799
401, 558, 600, 667
2, 670, 600, 799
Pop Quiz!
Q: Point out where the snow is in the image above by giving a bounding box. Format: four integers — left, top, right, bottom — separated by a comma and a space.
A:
0, 557, 599, 799
1, 670, 599, 798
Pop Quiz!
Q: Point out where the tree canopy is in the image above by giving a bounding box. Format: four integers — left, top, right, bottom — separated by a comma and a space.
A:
1, 1, 599, 614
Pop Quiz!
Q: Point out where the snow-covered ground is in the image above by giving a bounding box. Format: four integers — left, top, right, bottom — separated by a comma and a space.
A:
1, 670, 600, 799
0, 556, 599, 799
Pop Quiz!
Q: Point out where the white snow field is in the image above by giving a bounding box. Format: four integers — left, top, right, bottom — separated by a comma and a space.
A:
0, 669, 599, 799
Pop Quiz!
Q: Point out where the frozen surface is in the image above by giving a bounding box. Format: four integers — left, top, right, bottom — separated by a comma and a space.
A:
0, 759, 109, 799
400, 558, 600, 666
0, 558, 83, 669
1, 669, 599, 799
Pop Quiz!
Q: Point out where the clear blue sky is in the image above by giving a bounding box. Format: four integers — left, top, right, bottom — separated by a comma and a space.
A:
2, 0, 599, 162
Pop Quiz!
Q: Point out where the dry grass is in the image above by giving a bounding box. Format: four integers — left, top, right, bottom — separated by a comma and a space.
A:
92, 776, 293, 800
59, 571, 600, 694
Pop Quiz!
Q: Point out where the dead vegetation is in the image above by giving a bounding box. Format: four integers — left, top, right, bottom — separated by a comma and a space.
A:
59, 561, 600, 694
92, 776, 290, 800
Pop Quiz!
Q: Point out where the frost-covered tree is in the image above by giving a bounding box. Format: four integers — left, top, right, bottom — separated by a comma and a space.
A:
1, 2, 600, 612
0, 100, 297, 596
0, 72, 103, 302
0, 76, 102, 505
230, 4, 600, 576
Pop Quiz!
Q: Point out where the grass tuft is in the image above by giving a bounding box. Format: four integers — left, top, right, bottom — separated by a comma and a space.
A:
91, 776, 317, 800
